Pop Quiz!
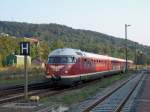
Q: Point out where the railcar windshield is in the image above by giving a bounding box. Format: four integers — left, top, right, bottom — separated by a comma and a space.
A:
48, 56, 75, 64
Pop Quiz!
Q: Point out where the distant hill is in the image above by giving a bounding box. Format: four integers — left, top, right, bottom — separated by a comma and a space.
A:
0, 21, 150, 64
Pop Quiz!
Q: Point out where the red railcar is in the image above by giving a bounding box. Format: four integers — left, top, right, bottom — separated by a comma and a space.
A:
45, 48, 133, 85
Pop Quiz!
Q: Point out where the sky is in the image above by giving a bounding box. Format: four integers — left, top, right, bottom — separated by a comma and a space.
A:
0, 0, 150, 46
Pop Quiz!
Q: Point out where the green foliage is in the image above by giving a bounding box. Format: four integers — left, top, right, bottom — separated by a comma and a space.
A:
51, 39, 64, 50
0, 21, 150, 65
38, 42, 50, 60
0, 36, 49, 67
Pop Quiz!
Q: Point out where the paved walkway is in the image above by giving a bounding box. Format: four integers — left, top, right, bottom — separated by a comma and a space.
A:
137, 73, 150, 112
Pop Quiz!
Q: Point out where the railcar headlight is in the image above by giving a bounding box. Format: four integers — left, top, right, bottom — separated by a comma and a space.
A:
68, 65, 72, 68
47, 71, 49, 74
65, 70, 68, 74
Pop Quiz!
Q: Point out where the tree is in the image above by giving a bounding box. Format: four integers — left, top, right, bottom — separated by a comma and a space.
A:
51, 39, 64, 50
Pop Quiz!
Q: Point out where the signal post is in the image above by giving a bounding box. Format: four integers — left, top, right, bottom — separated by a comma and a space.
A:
20, 42, 30, 100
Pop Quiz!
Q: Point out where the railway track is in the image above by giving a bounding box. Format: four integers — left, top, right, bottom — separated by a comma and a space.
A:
0, 81, 54, 104
0, 72, 141, 112
0, 74, 117, 105
80, 72, 144, 112
0, 81, 51, 97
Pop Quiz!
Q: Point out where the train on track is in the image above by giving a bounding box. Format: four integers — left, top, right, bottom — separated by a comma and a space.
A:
45, 48, 133, 85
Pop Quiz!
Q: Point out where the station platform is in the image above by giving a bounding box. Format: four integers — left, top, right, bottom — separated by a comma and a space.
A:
136, 72, 150, 112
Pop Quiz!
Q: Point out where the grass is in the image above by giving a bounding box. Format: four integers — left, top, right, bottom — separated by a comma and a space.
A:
0, 66, 46, 86
0, 73, 45, 86
40, 72, 134, 106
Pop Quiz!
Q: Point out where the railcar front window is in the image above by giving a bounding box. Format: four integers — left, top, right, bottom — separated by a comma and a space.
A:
48, 57, 75, 64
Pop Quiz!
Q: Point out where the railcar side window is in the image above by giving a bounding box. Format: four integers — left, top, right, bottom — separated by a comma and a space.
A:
48, 57, 54, 63
68, 57, 75, 63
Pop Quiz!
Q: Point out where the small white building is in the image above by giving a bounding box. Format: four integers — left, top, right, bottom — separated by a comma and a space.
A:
14, 55, 31, 67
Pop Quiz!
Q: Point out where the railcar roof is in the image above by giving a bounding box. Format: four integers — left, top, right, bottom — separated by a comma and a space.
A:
48, 48, 82, 57
48, 48, 109, 59
48, 48, 132, 63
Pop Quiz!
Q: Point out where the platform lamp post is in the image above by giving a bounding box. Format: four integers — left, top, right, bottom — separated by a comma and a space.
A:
139, 51, 143, 69
125, 24, 131, 72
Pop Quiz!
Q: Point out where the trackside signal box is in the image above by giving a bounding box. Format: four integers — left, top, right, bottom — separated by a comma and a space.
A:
20, 42, 30, 55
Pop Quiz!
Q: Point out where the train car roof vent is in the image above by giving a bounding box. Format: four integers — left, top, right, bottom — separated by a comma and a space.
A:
76, 52, 83, 56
